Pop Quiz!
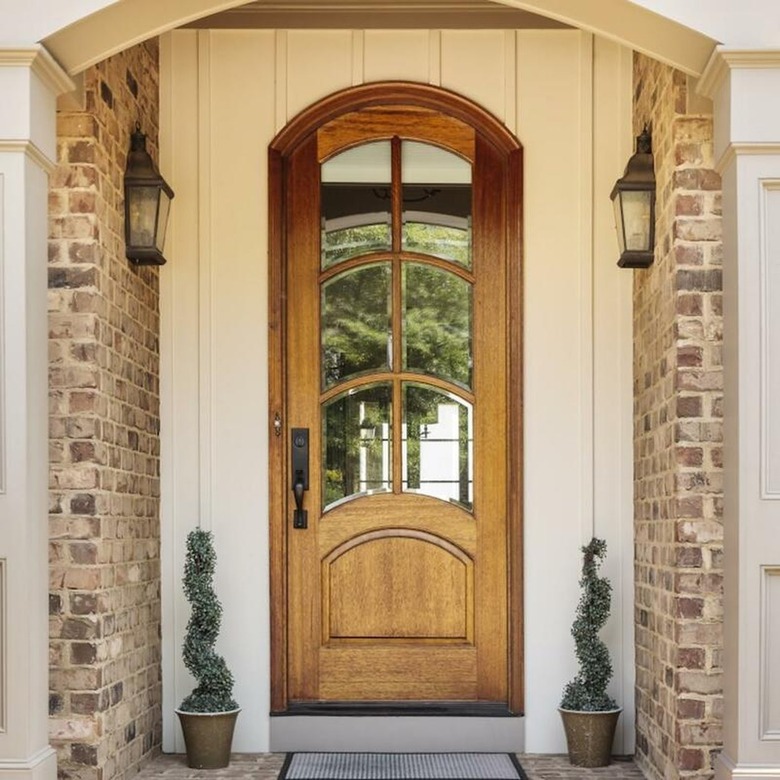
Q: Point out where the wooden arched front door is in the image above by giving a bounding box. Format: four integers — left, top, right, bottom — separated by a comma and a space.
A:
269, 83, 523, 713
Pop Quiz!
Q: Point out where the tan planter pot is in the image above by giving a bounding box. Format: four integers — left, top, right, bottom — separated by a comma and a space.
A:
176, 708, 240, 769
559, 707, 621, 768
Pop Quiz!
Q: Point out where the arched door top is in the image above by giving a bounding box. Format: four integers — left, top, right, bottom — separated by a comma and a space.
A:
270, 82, 522, 157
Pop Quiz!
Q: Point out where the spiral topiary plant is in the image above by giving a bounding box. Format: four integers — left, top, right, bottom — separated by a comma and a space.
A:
560, 537, 617, 712
180, 528, 238, 713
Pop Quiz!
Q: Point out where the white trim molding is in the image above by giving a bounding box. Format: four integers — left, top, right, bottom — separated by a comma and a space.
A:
717, 752, 780, 780
716, 145, 780, 176
699, 49, 780, 100
0, 47, 74, 97
0, 142, 57, 174
0, 747, 57, 780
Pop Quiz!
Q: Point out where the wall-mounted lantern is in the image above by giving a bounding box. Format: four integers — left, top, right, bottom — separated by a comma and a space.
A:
124, 125, 174, 265
611, 126, 655, 269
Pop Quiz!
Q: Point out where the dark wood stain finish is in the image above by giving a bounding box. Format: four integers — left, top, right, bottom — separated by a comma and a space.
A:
268, 82, 523, 714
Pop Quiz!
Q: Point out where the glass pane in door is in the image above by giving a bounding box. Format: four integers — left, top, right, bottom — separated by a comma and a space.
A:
323, 383, 393, 510
321, 141, 392, 268
402, 383, 473, 510
401, 141, 472, 268
403, 263, 472, 389
322, 263, 391, 389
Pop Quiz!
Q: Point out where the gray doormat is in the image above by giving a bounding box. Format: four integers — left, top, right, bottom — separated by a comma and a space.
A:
279, 754, 527, 780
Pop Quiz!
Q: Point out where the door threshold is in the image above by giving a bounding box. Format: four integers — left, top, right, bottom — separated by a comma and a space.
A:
278, 701, 515, 717
270, 713, 524, 752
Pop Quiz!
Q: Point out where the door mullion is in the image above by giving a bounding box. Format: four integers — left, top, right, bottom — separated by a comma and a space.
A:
392, 257, 403, 495
391, 136, 403, 494
391, 135, 402, 253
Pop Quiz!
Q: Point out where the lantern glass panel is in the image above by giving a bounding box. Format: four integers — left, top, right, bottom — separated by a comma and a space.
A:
613, 194, 626, 254
619, 189, 653, 251
155, 190, 172, 253
127, 186, 159, 249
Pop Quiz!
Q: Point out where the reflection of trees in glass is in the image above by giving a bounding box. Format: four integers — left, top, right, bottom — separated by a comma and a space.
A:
322, 223, 391, 267
322, 264, 391, 388
404, 264, 472, 389
403, 221, 471, 267
323, 385, 392, 509
457, 405, 471, 507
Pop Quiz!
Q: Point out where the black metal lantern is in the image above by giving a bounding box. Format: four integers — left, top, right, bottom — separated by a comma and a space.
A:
611, 126, 656, 269
124, 125, 174, 265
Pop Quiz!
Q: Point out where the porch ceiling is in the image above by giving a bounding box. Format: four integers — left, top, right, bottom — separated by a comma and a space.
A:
44, 0, 714, 78
183, 0, 570, 29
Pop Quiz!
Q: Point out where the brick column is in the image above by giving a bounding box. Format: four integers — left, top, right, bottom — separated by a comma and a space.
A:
0, 46, 71, 780
633, 56, 724, 780
47, 42, 162, 780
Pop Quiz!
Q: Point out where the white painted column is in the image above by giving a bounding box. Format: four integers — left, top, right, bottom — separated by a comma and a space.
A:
700, 50, 780, 780
0, 47, 72, 780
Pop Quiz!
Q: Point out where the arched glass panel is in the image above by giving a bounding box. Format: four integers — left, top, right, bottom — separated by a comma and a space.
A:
401, 141, 472, 268
403, 263, 472, 389
323, 383, 393, 510
322, 263, 391, 389
321, 141, 392, 268
402, 383, 473, 510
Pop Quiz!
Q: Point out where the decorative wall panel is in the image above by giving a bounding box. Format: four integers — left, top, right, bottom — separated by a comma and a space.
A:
0, 175, 5, 495
0, 559, 5, 732
760, 182, 780, 498
761, 566, 780, 738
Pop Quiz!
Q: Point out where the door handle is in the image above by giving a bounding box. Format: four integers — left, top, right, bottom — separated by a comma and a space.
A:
291, 428, 309, 529
292, 472, 306, 529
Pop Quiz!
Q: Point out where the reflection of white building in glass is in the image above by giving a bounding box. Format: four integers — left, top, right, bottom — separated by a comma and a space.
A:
399, 402, 474, 506
358, 401, 391, 494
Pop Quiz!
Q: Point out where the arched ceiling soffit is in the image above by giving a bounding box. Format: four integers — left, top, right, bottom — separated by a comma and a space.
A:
44, 0, 715, 78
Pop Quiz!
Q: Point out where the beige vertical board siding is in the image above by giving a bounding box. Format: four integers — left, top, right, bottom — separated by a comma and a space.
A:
577, 33, 594, 547
428, 30, 442, 86
517, 29, 592, 753
363, 30, 432, 83
274, 31, 288, 133
285, 30, 354, 121
160, 29, 204, 755
591, 36, 635, 755
440, 30, 510, 125
351, 30, 364, 84
208, 29, 275, 753
161, 27, 633, 753
197, 30, 214, 534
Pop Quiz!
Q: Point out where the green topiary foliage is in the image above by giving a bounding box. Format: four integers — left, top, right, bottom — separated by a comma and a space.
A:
560, 537, 618, 712
179, 528, 238, 713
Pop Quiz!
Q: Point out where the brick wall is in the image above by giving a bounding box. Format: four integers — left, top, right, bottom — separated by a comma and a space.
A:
48, 41, 162, 780
633, 55, 724, 780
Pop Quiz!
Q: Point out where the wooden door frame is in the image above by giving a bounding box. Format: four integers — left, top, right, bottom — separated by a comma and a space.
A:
268, 81, 524, 714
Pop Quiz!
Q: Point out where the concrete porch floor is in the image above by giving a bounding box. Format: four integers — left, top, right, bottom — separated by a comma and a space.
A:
136, 753, 647, 779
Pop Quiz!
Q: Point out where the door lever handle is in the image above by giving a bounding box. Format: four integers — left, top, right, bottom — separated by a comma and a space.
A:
291, 428, 309, 529
292, 472, 307, 529
293, 475, 304, 510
